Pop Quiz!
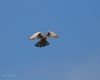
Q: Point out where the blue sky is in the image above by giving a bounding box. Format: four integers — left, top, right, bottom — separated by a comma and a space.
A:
0, 0, 100, 80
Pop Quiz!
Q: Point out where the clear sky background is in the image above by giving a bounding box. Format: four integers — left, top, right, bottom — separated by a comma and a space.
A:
0, 0, 100, 80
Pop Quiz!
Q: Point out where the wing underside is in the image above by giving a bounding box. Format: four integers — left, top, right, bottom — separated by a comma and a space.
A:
47, 31, 59, 38
29, 32, 43, 40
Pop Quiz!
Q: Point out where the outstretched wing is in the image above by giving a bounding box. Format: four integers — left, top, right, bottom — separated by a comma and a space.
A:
47, 31, 59, 38
29, 32, 43, 40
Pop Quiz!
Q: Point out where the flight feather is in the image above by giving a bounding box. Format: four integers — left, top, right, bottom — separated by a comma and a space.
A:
29, 32, 43, 40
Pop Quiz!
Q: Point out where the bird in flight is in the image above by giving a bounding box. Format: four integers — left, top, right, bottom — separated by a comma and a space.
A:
29, 31, 59, 47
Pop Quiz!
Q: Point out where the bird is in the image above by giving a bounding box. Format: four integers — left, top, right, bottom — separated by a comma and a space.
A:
29, 31, 59, 47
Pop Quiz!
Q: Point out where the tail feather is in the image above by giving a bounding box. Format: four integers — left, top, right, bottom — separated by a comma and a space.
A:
35, 39, 49, 47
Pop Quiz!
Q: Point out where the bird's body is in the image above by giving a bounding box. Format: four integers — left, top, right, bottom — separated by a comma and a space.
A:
29, 31, 59, 47
35, 38, 49, 47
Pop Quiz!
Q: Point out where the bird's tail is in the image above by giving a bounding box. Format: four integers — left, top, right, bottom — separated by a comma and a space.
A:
35, 39, 50, 47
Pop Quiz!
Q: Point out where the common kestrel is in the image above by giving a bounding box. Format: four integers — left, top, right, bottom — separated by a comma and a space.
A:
29, 31, 59, 47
